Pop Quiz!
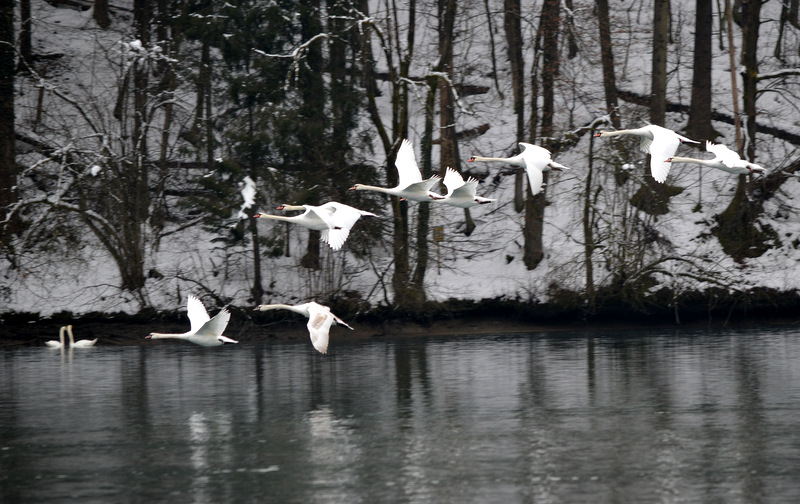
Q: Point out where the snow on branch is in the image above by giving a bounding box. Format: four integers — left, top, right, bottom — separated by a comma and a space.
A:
253, 33, 330, 90
757, 68, 800, 81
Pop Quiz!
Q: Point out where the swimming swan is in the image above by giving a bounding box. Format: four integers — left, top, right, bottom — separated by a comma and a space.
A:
468, 142, 570, 195
594, 125, 700, 183
45, 326, 67, 349
254, 302, 353, 354
66, 325, 98, 348
349, 139, 444, 202
146, 295, 237, 347
667, 141, 767, 175
254, 202, 377, 251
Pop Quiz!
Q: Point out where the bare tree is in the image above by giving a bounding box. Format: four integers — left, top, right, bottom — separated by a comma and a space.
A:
595, 0, 620, 130
686, 0, 714, 141
503, 0, 526, 212
94, 0, 111, 29
1, 1, 17, 239
523, 0, 560, 270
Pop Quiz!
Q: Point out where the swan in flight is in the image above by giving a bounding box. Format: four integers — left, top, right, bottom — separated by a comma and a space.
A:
254, 202, 376, 251
435, 167, 496, 208
468, 142, 570, 195
45, 326, 67, 349
349, 139, 444, 202
66, 325, 98, 348
254, 302, 353, 354
666, 141, 767, 175
146, 295, 237, 347
594, 125, 700, 183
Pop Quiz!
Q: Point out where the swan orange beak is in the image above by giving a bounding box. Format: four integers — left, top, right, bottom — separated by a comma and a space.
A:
664, 158, 673, 163
276, 205, 285, 210
253, 213, 262, 218
145, 334, 153, 339
593, 132, 602, 137
467, 157, 476, 162
348, 185, 357, 190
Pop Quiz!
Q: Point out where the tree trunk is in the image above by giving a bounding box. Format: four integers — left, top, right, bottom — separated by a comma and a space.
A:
524, 0, 559, 270
583, 133, 597, 312
0, 0, 16, 238
741, 0, 763, 162
686, 0, 713, 141
94, 0, 111, 29
650, 0, 669, 126
596, 0, 620, 129
634, 0, 671, 214
503, 0, 526, 213
298, 0, 325, 270
716, 0, 768, 259
20, 0, 32, 68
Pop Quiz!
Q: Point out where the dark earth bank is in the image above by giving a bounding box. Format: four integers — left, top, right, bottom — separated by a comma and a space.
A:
2, 288, 800, 348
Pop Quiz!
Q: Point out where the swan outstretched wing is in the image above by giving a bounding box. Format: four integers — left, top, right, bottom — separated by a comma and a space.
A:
332, 313, 354, 330
395, 139, 423, 188
705, 141, 741, 169
648, 131, 682, 183
442, 167, 467, 194
187, 295, 211, 334
306, 305, 335, 354
404, 178, 441, 197
321, 227, 351, 250
297, 206, 334, 230
196, 308, 231, 338
318, 202, 376, 250
525, 165, 545, 195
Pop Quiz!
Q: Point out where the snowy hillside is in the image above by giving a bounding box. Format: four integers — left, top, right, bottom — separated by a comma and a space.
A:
3, 0, 800, 320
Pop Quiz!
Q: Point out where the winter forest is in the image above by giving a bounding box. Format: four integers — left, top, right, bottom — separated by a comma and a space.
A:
1, 0, 799, 323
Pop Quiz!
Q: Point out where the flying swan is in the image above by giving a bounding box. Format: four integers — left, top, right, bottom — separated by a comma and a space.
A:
254, 202, 377, 251
45, 326, 67, 349
594, 124, 700, 183
254, 301, 354, 354
435, 167, 496, 208
666, 141, 767, 175
146, 295, 237, 347
468, 142, 570, 195
349, 139, 444, 202
66, 325, 98, 348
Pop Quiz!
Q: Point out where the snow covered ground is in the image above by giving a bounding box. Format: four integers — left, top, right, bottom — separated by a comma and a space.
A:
3, 0, 799, 318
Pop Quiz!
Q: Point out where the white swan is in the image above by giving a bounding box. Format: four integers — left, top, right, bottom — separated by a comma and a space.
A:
254, 201, 377, 251
594, 125, 700, 183
45, 326, 67, 349
349, 139, 444, 202
254, 302, 353, 354
667, 141, 767, 175
468, 142, 570, 195
146, 295, 237, 347
435, 167, 496, 208
66, 325, 98, 348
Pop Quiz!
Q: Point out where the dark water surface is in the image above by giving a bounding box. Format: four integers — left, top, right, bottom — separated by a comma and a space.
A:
2, 326, 800, 503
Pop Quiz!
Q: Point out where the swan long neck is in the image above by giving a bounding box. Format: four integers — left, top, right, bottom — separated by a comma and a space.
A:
148, 332, 189, 340
255, 214, 294, 223
257, 304, 307, 316
59, 326, 66, 345
66, 325, 75, 345
471, 155, 524, 167
599, 130, 630, 137
353, 184, 392, 193
670, 156, 713, 166
280, 205, 305, 211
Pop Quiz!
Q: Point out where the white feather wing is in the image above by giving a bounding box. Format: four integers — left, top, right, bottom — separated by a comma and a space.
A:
306, 306, 335, 354
394, 139, 423, 188
187, 295, 211, 334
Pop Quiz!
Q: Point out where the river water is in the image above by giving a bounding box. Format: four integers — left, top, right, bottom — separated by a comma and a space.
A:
2, 325, 800, 503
